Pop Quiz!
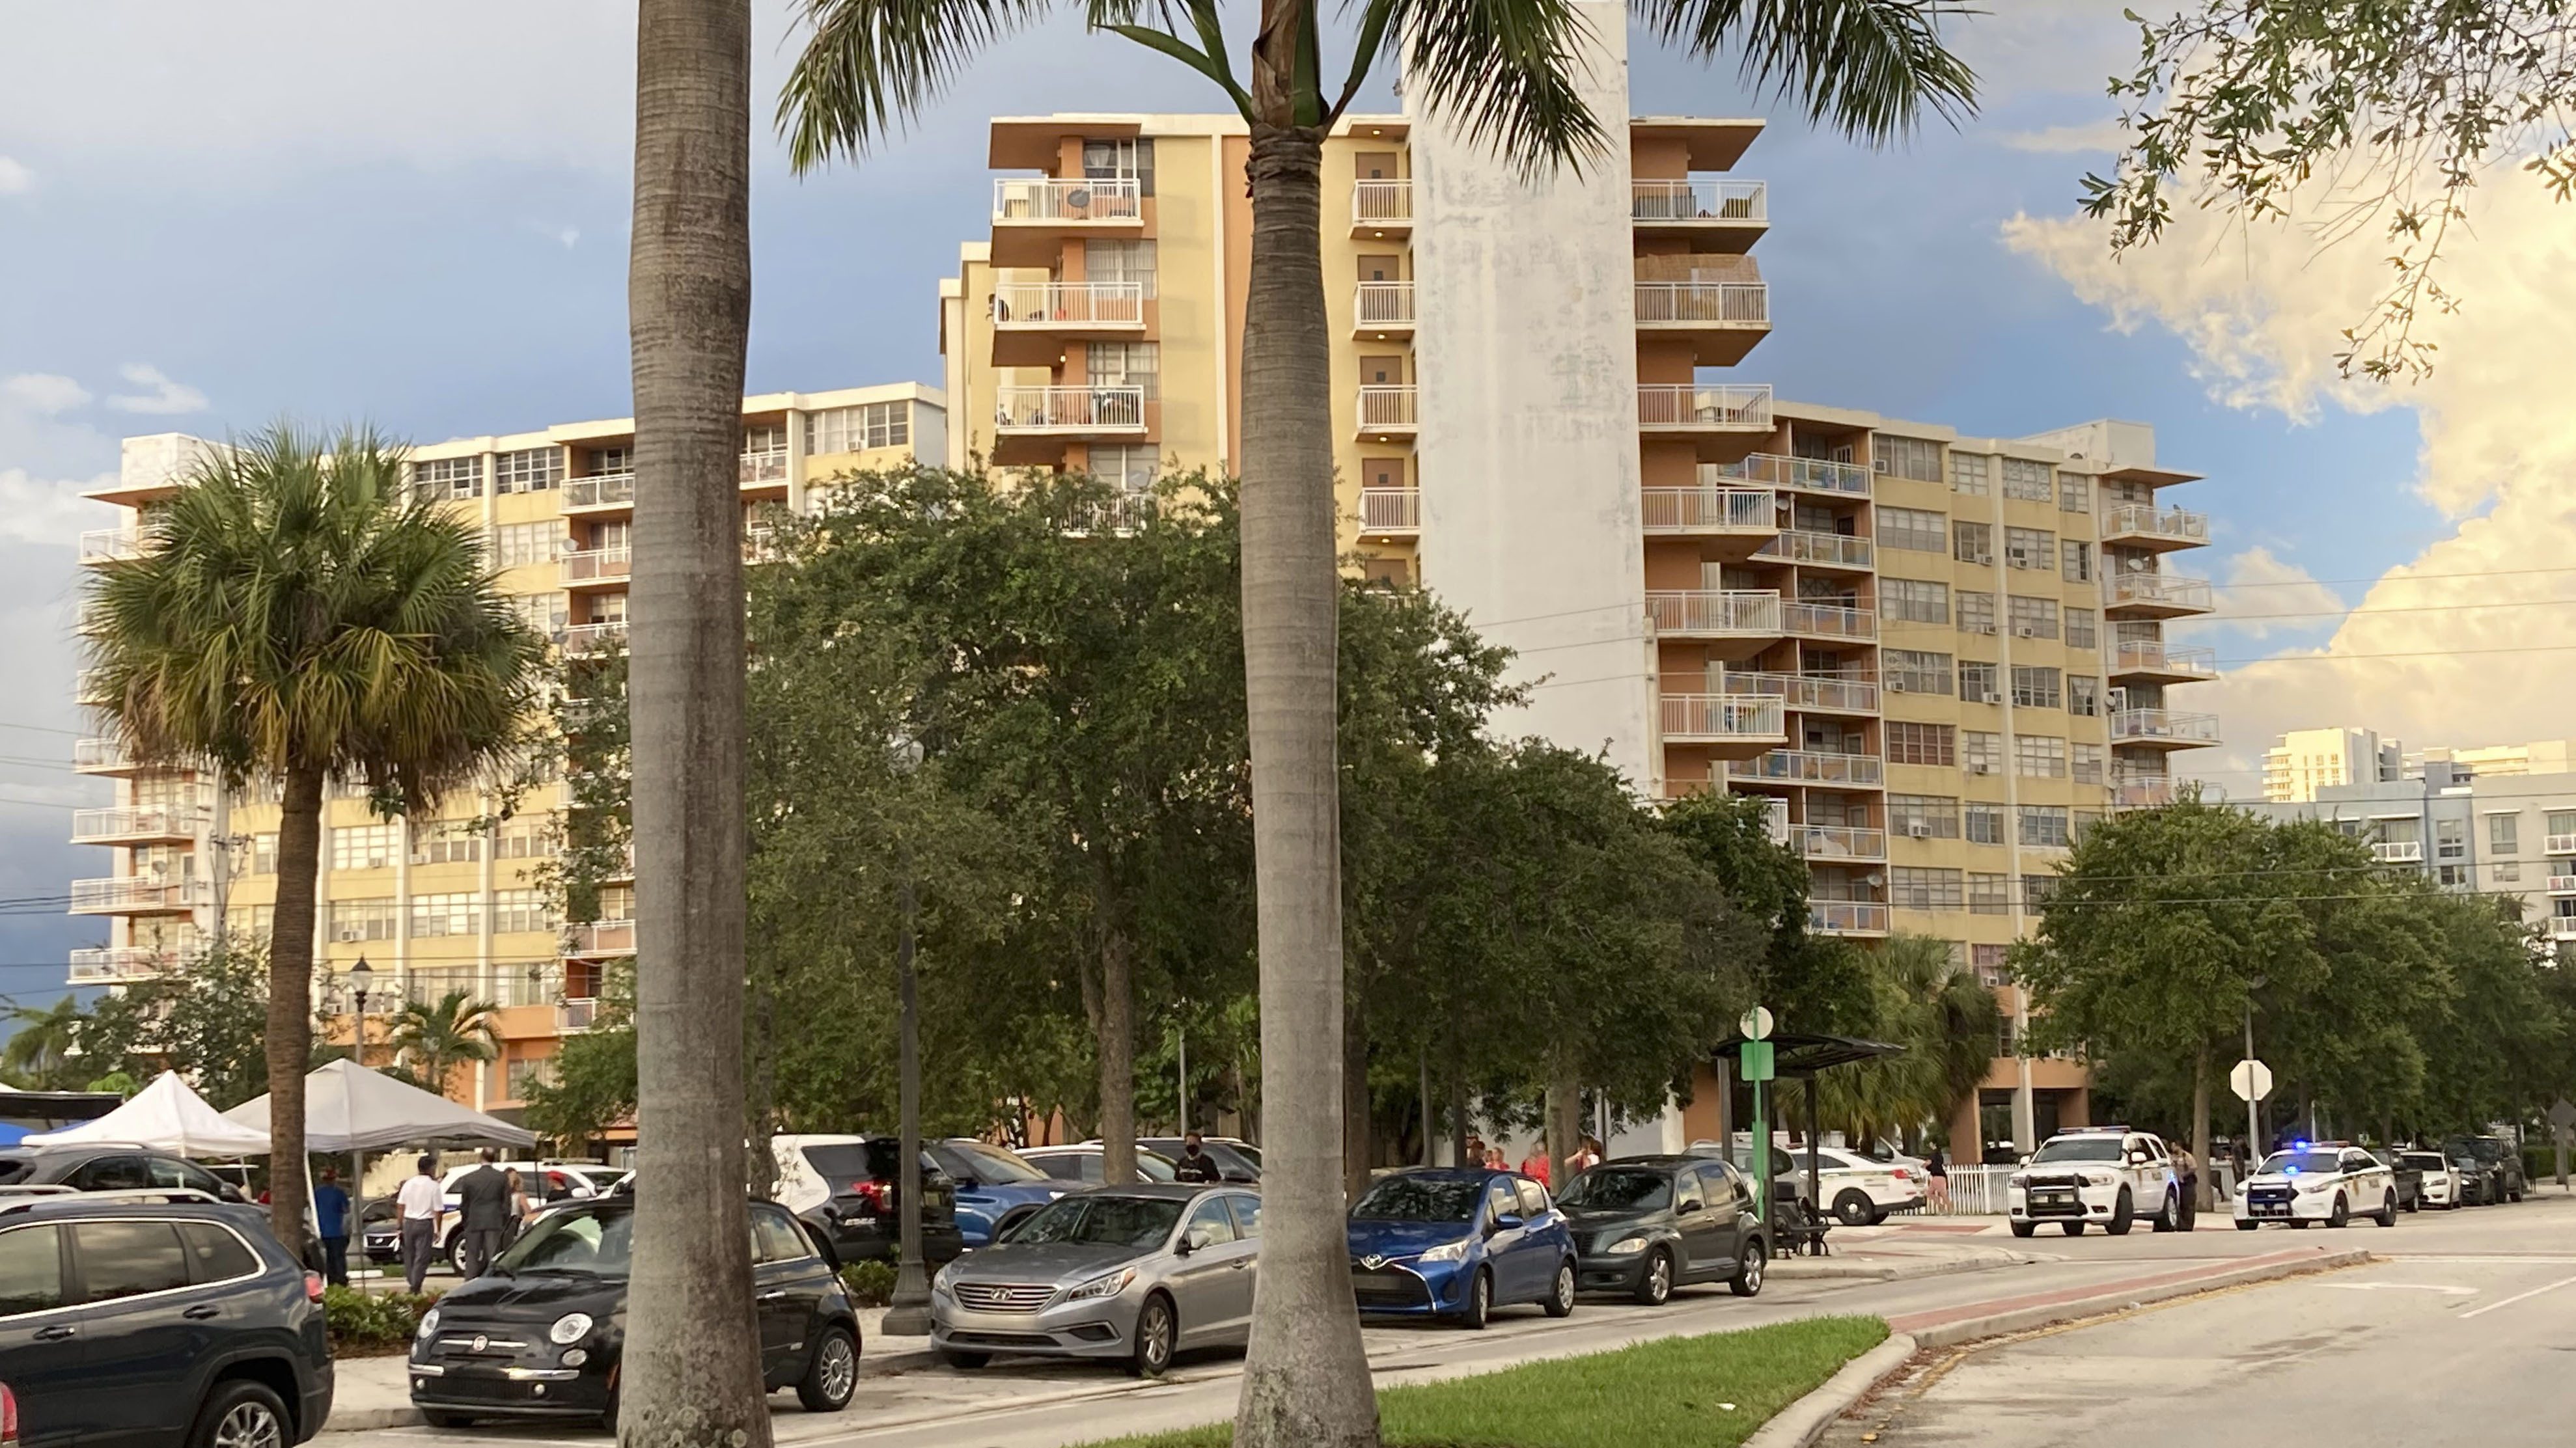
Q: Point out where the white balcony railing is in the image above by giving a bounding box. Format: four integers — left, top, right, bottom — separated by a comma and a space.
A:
564, 472, 635, 510
2100, 504, 2210, 545
1633, 282, 1769, 326
2110, 707, 2222, 745
68, 946, 190, 985
2112, 641, 2219, 679
992, 280, 1146, 328
73, 737, 134, 772
1066, 493, 1156, 536
1353, 178, 1412, 226
1631, 178, 1767, 224
2112, 777, 2176, 810
1755, 528, 1874, 568
1644, 590, 1782, 638
740, 449, 789, 485
1721, 671, 1879, 715
1717, 452, 1872, 497
1727, 748, 1884, 786
79, 528, 143, 563
994, 385, 1147, 433
70, 877, 209, 914
1783, 601, 1876, 640
2548, 873, 2576, 895
2103, 572, 2215, 613
560, 622, 628, 654
559, 547, 632, 586
991, 176, 1141, 225
1801, 825, 1888, 862
1355, 281, 1415, 328
2551, 916, 2576, 942
2547, 832, 2576, 854
1638, 384, 1773, 431
1657, 694, 1786, 742
1359, 488, 1420, 533
70, 805, 202, 843
2372, 840, 2426, 864
557, 998, 600, 1033
1810, 901, 1892, 935
1357, 385, 1419, 430
1640, 486, 1775, 534
565, 920, 638, 957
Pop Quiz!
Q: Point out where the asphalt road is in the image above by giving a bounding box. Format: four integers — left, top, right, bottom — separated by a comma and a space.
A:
1824, 1193, 2576, 1448
339, 1192, 2576, 1448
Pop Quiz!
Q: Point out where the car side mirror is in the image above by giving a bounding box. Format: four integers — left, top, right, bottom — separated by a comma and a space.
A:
217, 1184, 245, 1203
1491, 1212, 1524, 1233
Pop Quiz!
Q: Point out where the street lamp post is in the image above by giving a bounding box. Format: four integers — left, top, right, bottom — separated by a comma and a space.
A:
346, 956, 376, 1065
881, 736, 934, 1337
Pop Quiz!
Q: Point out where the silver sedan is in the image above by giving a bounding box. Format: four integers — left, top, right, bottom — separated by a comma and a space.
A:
930, 1182, 1259, 1376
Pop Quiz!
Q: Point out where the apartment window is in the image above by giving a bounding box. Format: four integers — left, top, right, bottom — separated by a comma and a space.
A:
411, 456, 483, 501
2495, 860, 2523, 884
1958, 591, 1997, 635
2062, 540, 2094, 582
493, 522, 559, 568
1087, 342, 1160, 401
493, 448, 562, 495
2065, 608, 2099, 651
1964, 730, 2005, 776
495, 821, 558, 862
2490, 812, 2522, 854
1889, 866, 1963, 912
2001, 458, 2055, 502
240, 833, 277, 877
1949, 453, 1990, 495
2004, 526, 2056, 570
492, 888, 555, 935
2550, 810, 2576, 838
1966, 802, 2005, 845
1879, 506, 1946, 553
411, 892, 482, 939
505, 1054, 557, 1100
2024, 874, 2060, 907
2015, 734, 2069, 779
1972, 944, 2011, 987
589, 446, 633, 474
511, 593, 570, 638
598, 884, 637, 923
1952, 521, 1992, 565
2008, 595, 2060, 640
1888, 793, 1961, 840
1958, 661, 1999, 705
1874, 435, 1942, 482
2019, 805, 2072, 847
1088, 443, 1159, 492
411, 824, 484, 866
2073, 741, 2105, 784
331, 898, 397, 943
2437, 817, 2467, 860
1886, 649, 1952, 695
1969, 873, 2012, 915
1880, 578, 1950, 625
2060, 477, 2091, 513
2011, 666, 2062, 710
329, 824, 400, 872
227, 903, 276, 939
741, 422, 788, 458
2069, 676, 2102, 718
1082, 137, 1155, 194
1085, 239, 1159, 299
1887, 722, 1956, 767
806, 402, 910, 454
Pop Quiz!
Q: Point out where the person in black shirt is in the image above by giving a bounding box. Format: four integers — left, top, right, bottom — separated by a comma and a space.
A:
1171, 1131, 1222, 1183
452, 1148, 516, 1278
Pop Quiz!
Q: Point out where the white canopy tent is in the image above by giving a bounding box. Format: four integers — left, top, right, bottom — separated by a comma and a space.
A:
23, 1070, 271, 1157
225, 1058, 536, 1153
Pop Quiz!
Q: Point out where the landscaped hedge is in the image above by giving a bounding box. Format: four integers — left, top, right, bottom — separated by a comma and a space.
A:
323, 1287, 443, 1354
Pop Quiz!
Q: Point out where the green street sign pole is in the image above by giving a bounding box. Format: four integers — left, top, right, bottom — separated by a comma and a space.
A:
1738, 1039, 1776, 1241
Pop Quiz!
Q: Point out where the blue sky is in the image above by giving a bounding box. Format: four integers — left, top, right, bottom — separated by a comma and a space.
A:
1, 1, 2526, 1005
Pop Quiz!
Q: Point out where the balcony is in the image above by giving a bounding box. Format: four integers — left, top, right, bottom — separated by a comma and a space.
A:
2111, 640, 2219, 684
1800, 825, 1888, 864
559, 547, 631, 590
560, 622, 628, 655
1656, 694, 1787, 754
1810, 901, 1891, 936
992, 282, 1146, 364
68, 946, 191, 985
1630, 179, 1768, 250
1065, 493, 1156, 537
2548, 873, 2576, 895
79, 528, 143, 564
2099, 504, 2210, 552
1353, 281, 1415, 338
1721, 670, 1879, 715
2109, 707, 2221, 750
88, 435, 221, 509
2102, 571, 2215, 618
1644, 590, 1782, 652
1717, 452, 1871, 498
994, 386, 1147, 462
70, 876, 210, 915
2552, 916, 2576, 943
2112, 778, 2176, 810
1783, 601, 1876, 641
564, 471, 635, 512
1351, 178, 1412, 237
1640, 486, 1775, 541
2547, 832, 2576, 854
564, 920, 637, 957
1358, 487, 1419, 538
1637, 386, 1773, 460
557, 998, 600, 1033
70, 804, 204, 845
75, 670, 110, 706
1754, 528, 1873, 571
1727, 748, 1884, 787
1633, 282, 1770, 364
740, 450, 790, 488
73, 737, 143, 775
989, 177, 1142, 265
2372, 840, 2425, 864
1356, 385, 1418, 439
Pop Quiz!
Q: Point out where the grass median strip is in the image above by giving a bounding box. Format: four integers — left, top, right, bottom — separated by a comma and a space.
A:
1081, 1315, 1890, 1447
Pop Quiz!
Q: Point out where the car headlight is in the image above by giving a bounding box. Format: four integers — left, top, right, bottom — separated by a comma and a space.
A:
415, 1307, 440, 1340
561, 1348, 589, 1368
1065, 1266, 1136, 1302
2297, 1177, 2334, 1194
2007, 1175, 2028, 1190
932, 1264, 956, 1300
1605, 1235, 1648, 1255
1417, 1239, 1471, 1264
2085, 1172, 2115, 1188
548, 1313, 594, 1345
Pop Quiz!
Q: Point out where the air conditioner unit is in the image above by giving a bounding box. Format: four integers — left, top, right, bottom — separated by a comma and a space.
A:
1887, 679, 1910, 693
1905, 822, 1933, 839
2015, 625, 2038, 638
1967, 763, 1997, 776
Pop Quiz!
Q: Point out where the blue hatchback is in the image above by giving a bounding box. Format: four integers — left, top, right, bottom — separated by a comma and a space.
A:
1346, 1168, 1577, 1328
928, 1139, 1076, 1247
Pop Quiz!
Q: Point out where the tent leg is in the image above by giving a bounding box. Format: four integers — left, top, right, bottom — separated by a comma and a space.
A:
352, 1149, 365, 1296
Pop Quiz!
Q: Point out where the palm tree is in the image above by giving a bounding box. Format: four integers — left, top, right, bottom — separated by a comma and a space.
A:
620, 4, 768, 1447
388, 990, 503, 1097
1814, 934, 1998, 1149
779, 5, 1973, 1442
84, 423, 542, 1250
1, 997, 89, 1091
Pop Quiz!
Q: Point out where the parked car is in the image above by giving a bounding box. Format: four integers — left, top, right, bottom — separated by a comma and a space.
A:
1346, 1168, 1576, 1330
931, 1184, 1260, 1376
2379, 1150, 2424, 1212
2231, 1144, 2399, 1229
1137, 1138, 1262, 1182
1557, 1156, 1766, 1305
771, 1135, 964, 1265
408, 1194, 859, 1428
425, 1162, 615, 1272
2443, 1143, 2499, 1205
0, 1147, 249, 1203
1016, 1145, 1182, 1185
1781, 1146, 1928, 1226
2008, 1127, 2183, 1237
2446, 1135, 2526, 1203
2399, 1149, 2463, 1209
0, 1192, 335, 1448
926, 1139, 1073, 1247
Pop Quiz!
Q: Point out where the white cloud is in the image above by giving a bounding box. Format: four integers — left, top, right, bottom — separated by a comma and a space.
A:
0, 156, 31, 195
1, 375, 90, 415
2196, 547, 2347, 641
1998, 120, 2128, 154
533, 223, 581, 251
105, 365, 208, 417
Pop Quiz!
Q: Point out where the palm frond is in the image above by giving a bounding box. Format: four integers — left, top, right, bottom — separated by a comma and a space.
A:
1639, 0, 1976, 144
1381, 0, 1611, 174
778, 0, 1066, 168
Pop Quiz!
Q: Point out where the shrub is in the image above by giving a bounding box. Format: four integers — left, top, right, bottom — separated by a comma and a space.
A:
323, 1287, 443, 1353
841, 1259, 897, 1307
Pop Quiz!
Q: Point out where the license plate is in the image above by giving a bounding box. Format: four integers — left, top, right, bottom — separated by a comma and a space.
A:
2034, 1191, 2073, 1205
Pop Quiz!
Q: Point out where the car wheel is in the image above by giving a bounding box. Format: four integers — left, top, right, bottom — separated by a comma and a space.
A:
2327, 1194, 2349, 1229
2234, 1220, 2260, 1231
2288, 1220, 2311, 1229
1633, 1247, 1674, 1306
421, 1412, 475, 1430
2510, 1186, 2525, 1203
189, 1378, 289, 1448
797, 1324, 861, 1412
2009, 1221, 2036, 1238
2061, 1221, 2085, 1236
1129, 1292, 1177, 1377
1729, 1238, 1766, 1298
1456, 1268, 1493, 1329
1544, 1259, 1576, 1318
444, 1233, 467, 1276
1833, 1190, 1876, 1227
2375, 1193, 2398, 1228
2105, 1188, 2135, 1236
2403, 1193, 2419, 1214
935, 1348, 990, 1371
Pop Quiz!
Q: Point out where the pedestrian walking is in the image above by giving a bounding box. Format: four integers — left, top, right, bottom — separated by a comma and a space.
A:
396, 1155, 445, 1293
452, 1148, 514, 1279
1924, 1144, 1950, 1212
1517, 1144, 1551, 1186
2172, 1141, 2200, 1229
1170, 1131, 1223, 1184
312, 1167, 352, 1287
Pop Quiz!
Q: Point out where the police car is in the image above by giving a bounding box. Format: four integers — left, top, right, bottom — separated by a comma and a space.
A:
2006, 1127, 2183, 1238
2232, 1143, 2399, 1229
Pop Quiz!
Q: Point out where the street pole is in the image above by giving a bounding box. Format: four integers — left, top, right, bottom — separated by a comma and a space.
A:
881, 873, 931, 1335
1176, 1020, 1187, 1134
2244, 1001, 2260, 1162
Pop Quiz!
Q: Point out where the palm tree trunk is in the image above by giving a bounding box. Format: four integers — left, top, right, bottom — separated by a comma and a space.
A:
1343, 987, 1370, 1200
264, 763, 325, 1250
622, 3, 764, 1447
1097, 928, 1137, 1184
2191, 1043, 2214, 1212
1229, 112, 1379, 1448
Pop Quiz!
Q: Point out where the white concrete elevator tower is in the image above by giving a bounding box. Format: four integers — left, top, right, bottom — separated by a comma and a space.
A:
1406, 1, 1656, 787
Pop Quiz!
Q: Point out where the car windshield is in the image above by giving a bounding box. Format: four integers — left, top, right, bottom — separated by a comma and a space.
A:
1010, 1195, 1184, 1248
2029, 1138, 2123, 1164
2260, 1151, 2343, 1176
492, 1207, 631, 1276
2448, 1138, 2505, 1163
935, 1141, 1047, 1184
1557, 1169, 1672, 1211
1351, 1175, 1484, 1222
2400, 1153, 2446, 1170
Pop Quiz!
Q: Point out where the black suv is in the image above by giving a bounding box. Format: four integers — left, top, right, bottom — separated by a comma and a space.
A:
2446, 1135, 2527, 1203
0, 1194, 334, 1448
0, 1148, 249, 1202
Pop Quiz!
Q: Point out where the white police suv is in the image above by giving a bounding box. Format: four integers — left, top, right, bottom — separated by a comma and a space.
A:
2232, 1143, 2398, 1229
2007, 1127, 2183, 1238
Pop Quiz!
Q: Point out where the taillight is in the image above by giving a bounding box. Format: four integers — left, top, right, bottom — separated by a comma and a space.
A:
4, 1381, 21, 1447
1890, 1168, 1911, 1181
851, 1181, 892, 1216
305, 1272, 325, 1303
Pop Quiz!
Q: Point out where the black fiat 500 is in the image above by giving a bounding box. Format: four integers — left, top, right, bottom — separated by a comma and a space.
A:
407, 1195, 860, 1428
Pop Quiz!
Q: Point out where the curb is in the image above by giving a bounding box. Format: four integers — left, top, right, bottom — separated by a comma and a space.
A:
1897, 1248, 2370, 1350
1740, 1332, 1918, 1448
1772, 1249, 2033, 1283
318, 1346, 943, 1435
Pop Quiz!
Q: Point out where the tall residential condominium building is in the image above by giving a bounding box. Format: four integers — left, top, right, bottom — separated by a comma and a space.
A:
932, 5, 2221, 1156
71, 385, 943, 1115
2262, 725, 2405, 802
2411, 737, 2576, 779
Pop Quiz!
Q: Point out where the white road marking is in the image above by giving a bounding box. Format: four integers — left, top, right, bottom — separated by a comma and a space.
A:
2320, 1283, 2476, 1295
2384, 1255, 2576, 1264
2458, 1271, 2576, 1320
